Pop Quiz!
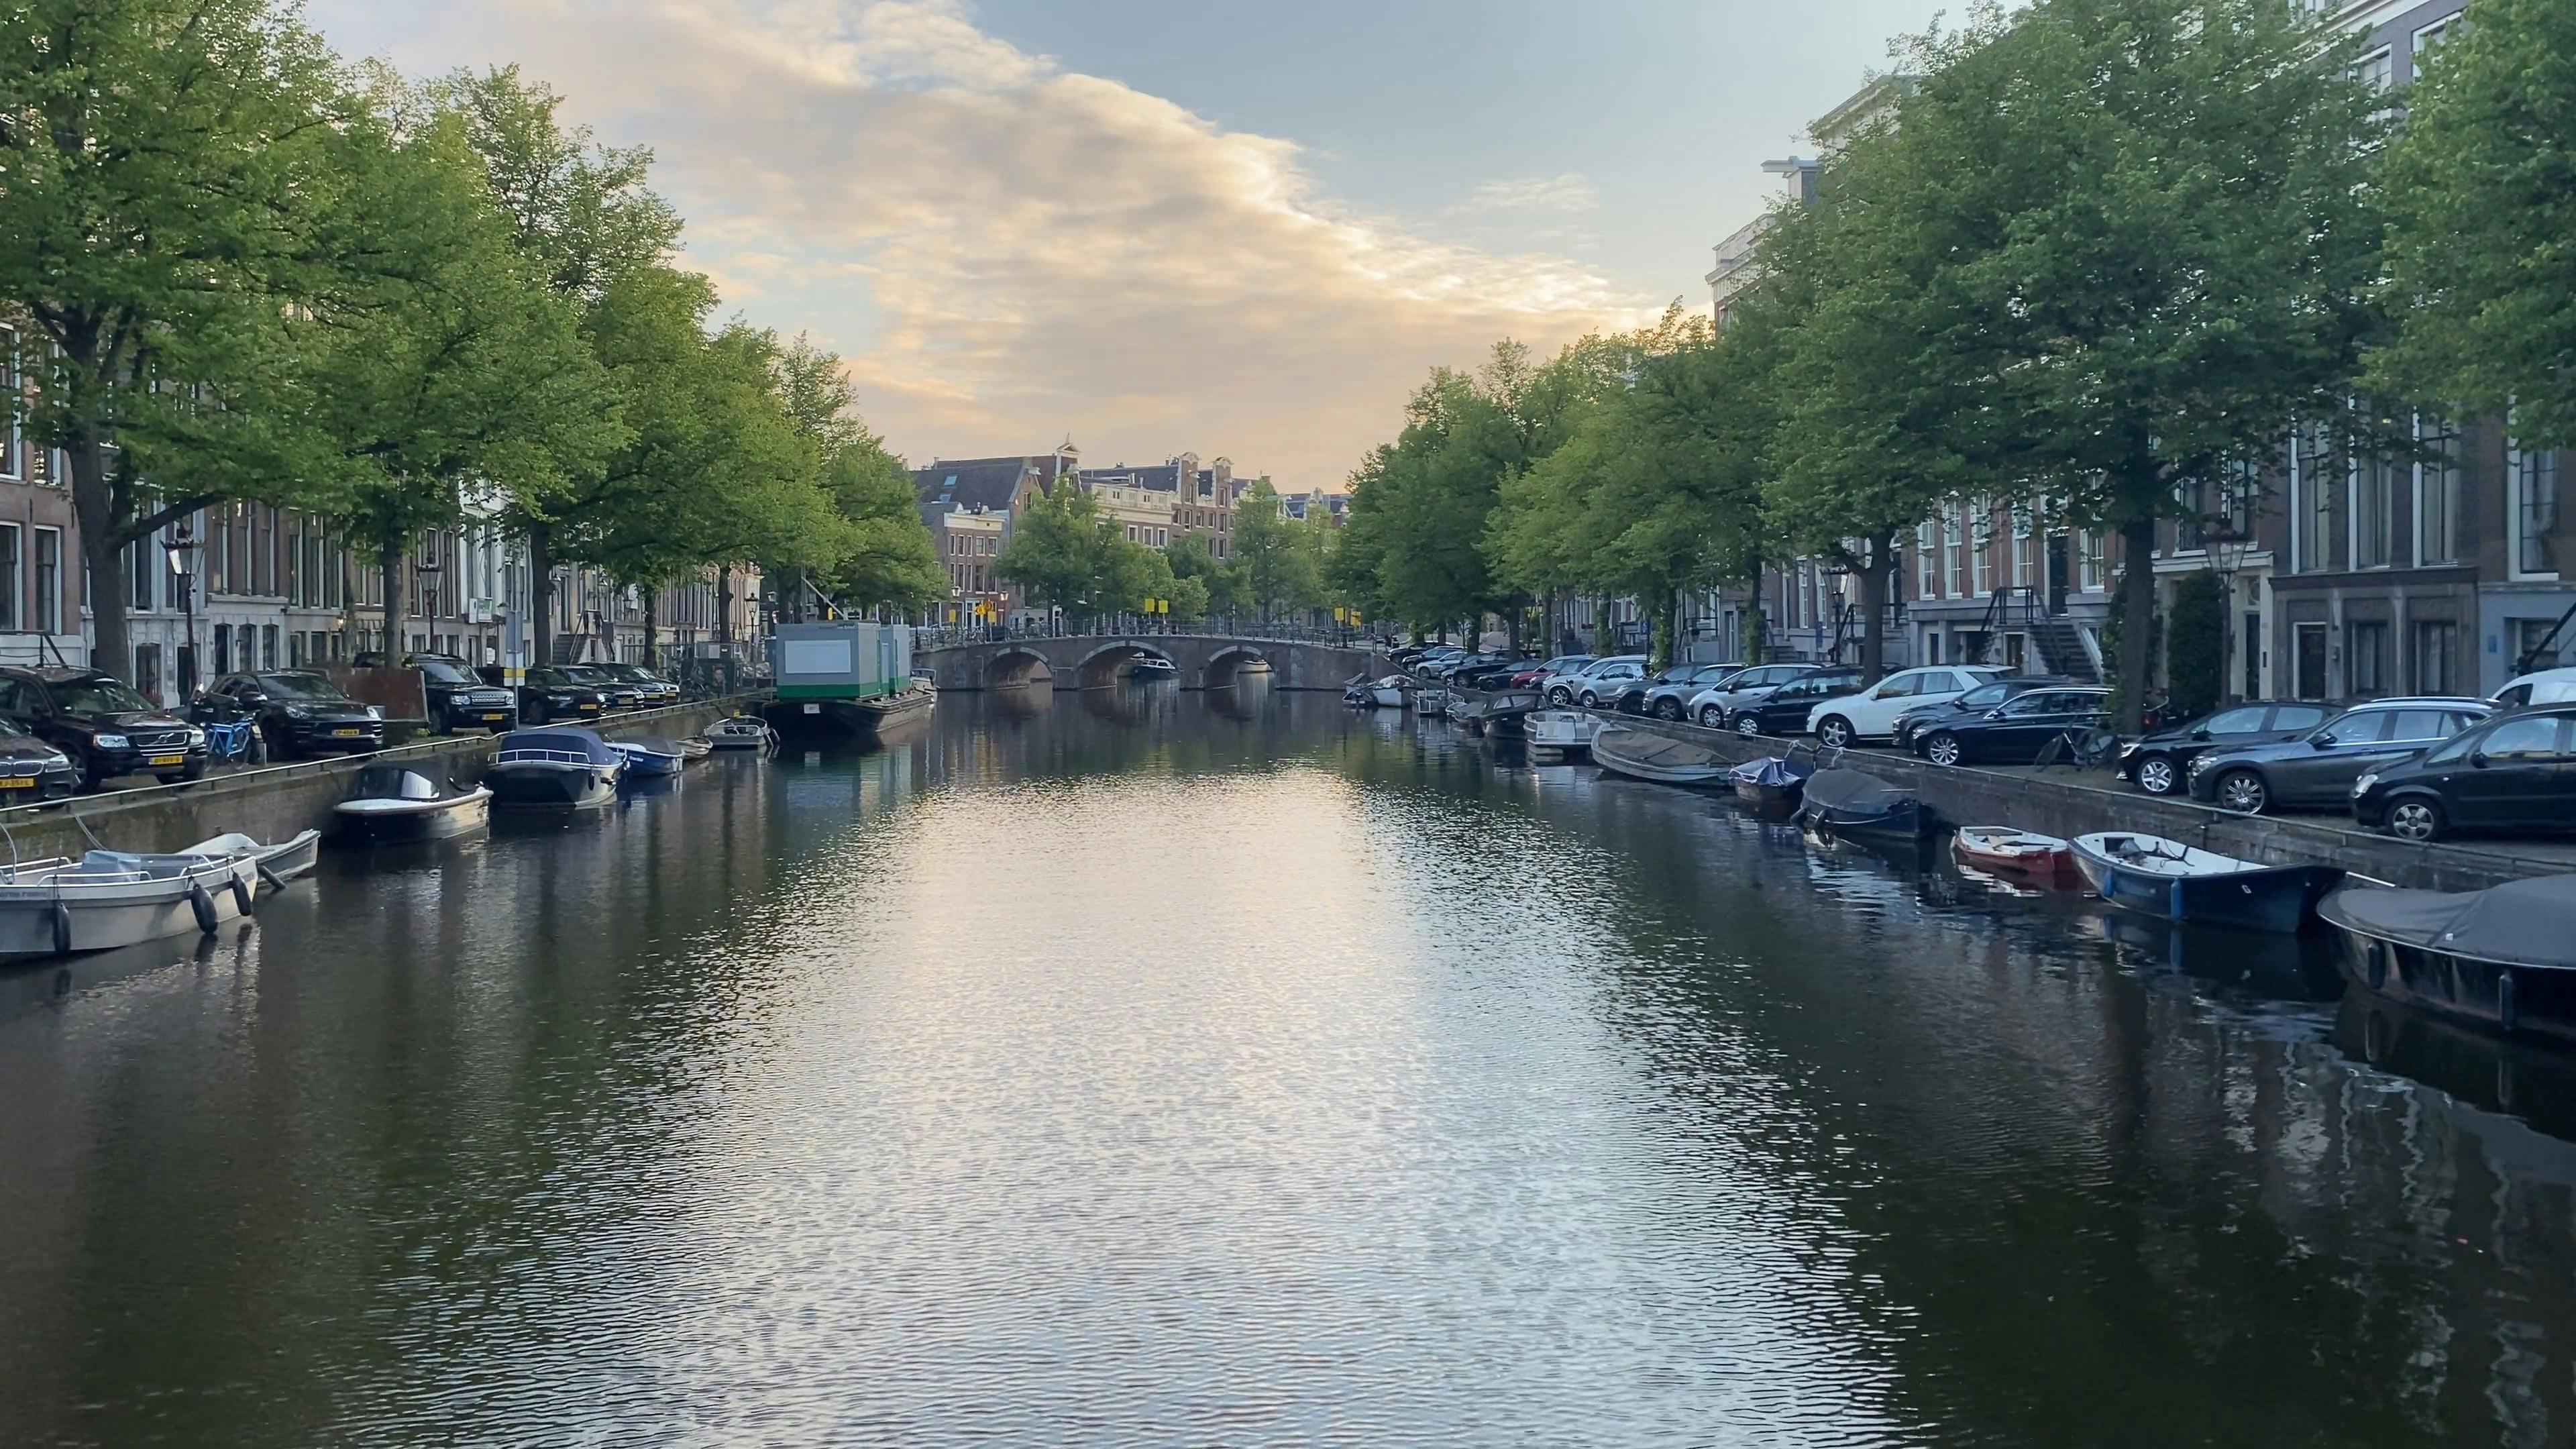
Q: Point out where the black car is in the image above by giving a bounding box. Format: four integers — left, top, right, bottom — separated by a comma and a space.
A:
1911, 686, 2113, 766
2351, 706, 2576, 842
559, 663, 644, 709
593, 662, 682, 707
1436, 651, 1515, 686
410, 655, 521, 734
1726, 667, 1864, 737
0, 716, 81, 802
2116, 700, 2335, 796
2188, 696, 2491, 815
1890, 676, 2068, 750
515, 667, 612, 724
1611, 662, 1737, 718
204, 671, 386, 759
0, 667, 207, 791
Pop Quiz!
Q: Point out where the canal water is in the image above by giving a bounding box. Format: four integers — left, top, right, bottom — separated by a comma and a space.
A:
3, 684, 2574, 1447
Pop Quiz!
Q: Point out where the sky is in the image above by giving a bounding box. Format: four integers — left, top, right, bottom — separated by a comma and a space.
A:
305, 0, 1951, 491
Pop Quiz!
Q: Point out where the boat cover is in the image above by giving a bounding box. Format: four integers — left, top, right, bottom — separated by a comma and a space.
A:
498, 727, 619, 765
1731, 754, 1815, 789
1800, 767, 1920, 820
2326, 876, 2576, 969
1594, 730, 1723, 771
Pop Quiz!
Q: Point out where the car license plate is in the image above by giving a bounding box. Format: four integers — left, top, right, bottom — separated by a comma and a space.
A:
804, 703, 820, 714
148, 754, 184, 767
0, 777, 34, 790
332, 728, 361, 737
482, 712, 505, 721
580, 703, 600, 712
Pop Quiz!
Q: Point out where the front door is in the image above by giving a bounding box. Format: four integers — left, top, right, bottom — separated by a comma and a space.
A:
2045, 536, 2070, 614
2294, 623, 2328, 700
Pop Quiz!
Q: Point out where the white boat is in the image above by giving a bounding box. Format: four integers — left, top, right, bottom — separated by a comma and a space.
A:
1591, 726, 1731, 785
0, 846, 262, 958
180, 829, 322, 887
1412, 689, 1452, 716
334, 764, 493, 845
1527, 710, 1603, 756
704, 716, 775, 751
487, 727, 623, 807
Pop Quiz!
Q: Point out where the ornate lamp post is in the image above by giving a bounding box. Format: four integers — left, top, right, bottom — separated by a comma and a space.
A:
163, 526, 200, 701
2203, 518, 2255, 705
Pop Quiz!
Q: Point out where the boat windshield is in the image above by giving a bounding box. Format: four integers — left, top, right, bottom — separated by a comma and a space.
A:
53, 678, 155, 714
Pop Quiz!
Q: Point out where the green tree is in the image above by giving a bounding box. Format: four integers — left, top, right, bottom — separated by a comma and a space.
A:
1232, 480, 1323, 620
2370, 0, 2576, 448
997, 483, 1123, 626
0, 0, 366, 681
1164, 533, 1249, 619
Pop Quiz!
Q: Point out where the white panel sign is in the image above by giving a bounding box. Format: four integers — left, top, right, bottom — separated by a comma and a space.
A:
783, 640, 854, 676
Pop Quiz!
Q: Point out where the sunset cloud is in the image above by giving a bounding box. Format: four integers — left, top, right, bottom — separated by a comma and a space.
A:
321, 0, 1647, 487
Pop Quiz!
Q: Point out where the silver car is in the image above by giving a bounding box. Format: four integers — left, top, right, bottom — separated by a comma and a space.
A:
1684, 663, 1814, 728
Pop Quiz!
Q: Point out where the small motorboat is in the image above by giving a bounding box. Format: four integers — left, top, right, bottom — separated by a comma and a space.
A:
486, 727, 623, 807
1796, 767, 1933, 847
0, 846, 261, 958
2321, 875, 2576, 1041
2070, 831, 2343, 934
1412, 689, 1452, 717
704, 715, 775, 751
1454, 688, 1546, 736
1526, 710, 1603, 760
1729, 751, 1816, 812
334, 763, 492, 845
180, 829, 322, 888
674, 737, 712, 762
1344, 674, 1407, 708
609, 738, 689, 780
1127, 656, 1179, 680
1591, 726, 1730, 785
1952, 826, 2081, 889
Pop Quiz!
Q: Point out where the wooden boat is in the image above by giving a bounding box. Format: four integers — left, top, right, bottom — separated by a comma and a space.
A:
1951, 826, 2081, 889
1729, 751, 1816, 812
1796, 767, 1933, 847
2070, 831, 2343, 934
486, 727, 623, 807
0, 845, 262, 958
1591, 727, 1729, 785
609, 738, 688, 779
1526, 709, 1602, 759
180, 829, 321, 888
2321, 875, 2576, 1042
333, 764, 492, 845
704, 715, 774, 751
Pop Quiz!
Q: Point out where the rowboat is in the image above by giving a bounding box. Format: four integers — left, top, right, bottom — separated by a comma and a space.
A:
2070, 831, 2343, 934
1526, 709, 1603, 759
609, 738, 689, 779
704, 716, 774, 751
1951, 826, 2080, 889
0, 845, 262, 958
2322, 875, 2576, 1042
1591, 727, 1729, 785
1728, 751, 1816, 812
180, 829, 322, 888
1796, 767, 1933, 848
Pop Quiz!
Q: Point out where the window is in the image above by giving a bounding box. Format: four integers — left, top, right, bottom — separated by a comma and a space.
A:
2079, 531, 2104, 593
2348, 621, 2388, 696
2384, 708, 2456, 743
2480, 716, 2565, 761
1969, 502, 1990, 596
2514, 618, 2567, 672
2512, 443, 2559, 579
2415, 417, 2463, 566
125, 535, 154, 611
2010, 502, 2034, 588
1872, 673, 1923, 700
2320, 710, 2391, 746
2410, 620, 2459, 696
2356, 47, 2395, 120
2203, 706, 2268, 734
133, 643, 162, 703
213, 623, 231, 674
2292, 428, 2332, 572
0, 326, 19, 481
2271, 706, 2329, 732
2352, 451, 2396, 568
1916, 523, 1936, 599
0, 525, 20, 633
262, 624, 278, 669
1941, 508, 1964, 597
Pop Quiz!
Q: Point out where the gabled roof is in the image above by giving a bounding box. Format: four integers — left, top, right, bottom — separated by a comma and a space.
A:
911, 455, 1053, 515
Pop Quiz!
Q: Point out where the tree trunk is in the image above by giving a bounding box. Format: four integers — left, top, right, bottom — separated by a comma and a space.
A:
66, 431, 129, 680
378, 534, 406, 663
527, 523, 555, 668
643, 587, 659, 668
2115, 517, 2159, 733
1648, 589, 1680, 672
1857, 532, 1894, 685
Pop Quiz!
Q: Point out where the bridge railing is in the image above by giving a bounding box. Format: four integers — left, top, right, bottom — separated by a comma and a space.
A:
912, 620, 1386, 651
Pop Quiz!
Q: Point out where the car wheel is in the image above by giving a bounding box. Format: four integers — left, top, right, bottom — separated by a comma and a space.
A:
1654, 698, 1682, 722
1817, 715, 1855, 749
1579, 691, 1600, 709
2215, 769, 2269, 815
1548, 688, 1571, 706
1698, 705, 1723, 728
2135, 755, 2178, 796
1733, 713, 1763, 738
1925, 733, 1964, 767
2385, 798, 2446, 843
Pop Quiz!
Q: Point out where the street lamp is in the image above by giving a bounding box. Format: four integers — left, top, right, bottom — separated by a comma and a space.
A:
164, 526, 200, 700
2204, 517, 2255, 706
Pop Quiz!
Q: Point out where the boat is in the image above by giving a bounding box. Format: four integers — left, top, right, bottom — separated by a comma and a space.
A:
1526, 709, 1602, 760
1126, 656, 1179, 680
763, 621, 938, 745
704, 715, 774, 751
1412, 689, 1452, 717
0, 845, 262, 959
1951, 826, 2081, 889
1591, 726, 1731, 785
1453, 688, 1546, 737
608, 738, 688, 779
180, 829, 322, 888
1796, 767, 1934, 848
486, 727, 623, 807
333, 763, 492, 845
674, 737, 712, 761
2069, 831, 2343, 934
1728, 751, 1817, 812
2320, 875, 2576, 1042
1343, 674, 1408, 708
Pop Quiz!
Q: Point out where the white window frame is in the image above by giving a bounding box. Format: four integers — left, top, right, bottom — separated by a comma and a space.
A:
1968, 500, 1991, 596
0, 326, 19, 482
1916, 521, 1936, 600
2509, 431, 2560, 582
1943, 507, 1964, 598
2412, 414, 2463, 568
32, 525, 60, 636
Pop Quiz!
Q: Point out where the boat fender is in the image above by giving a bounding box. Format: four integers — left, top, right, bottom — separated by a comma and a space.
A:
2365, 941, 2387, 991
50, 901, 72, 957
232, 874, 258, 916
2499, 969, 2521, 1034
189, 881, 219, 935
257, 865, 288, 896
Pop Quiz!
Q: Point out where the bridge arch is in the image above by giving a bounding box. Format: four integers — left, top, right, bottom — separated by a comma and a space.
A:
988, 645, 1054, 689
1075, 641, 1176, 689
1200, 645, 1270, 690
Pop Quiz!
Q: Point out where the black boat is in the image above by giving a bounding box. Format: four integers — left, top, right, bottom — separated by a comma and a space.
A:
1728, 750, 1816, 812
2320, 875, 2576, 1043
333, 764, 492, 844
1795, 767, 1933, 848
485, 727, 622, 807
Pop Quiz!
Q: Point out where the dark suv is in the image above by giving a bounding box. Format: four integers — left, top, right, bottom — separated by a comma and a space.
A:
0, 667, 207, 791
559, 663, 644, 710
203, 671, 385, 759
410, 655, 521, 733
2188, 697, 2490, 814
511, 667, 612, 724
592, 662, 681, 707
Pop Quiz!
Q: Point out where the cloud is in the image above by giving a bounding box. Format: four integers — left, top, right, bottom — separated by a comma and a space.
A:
1452, 174, 1601, 215
319, 0, 1647, 487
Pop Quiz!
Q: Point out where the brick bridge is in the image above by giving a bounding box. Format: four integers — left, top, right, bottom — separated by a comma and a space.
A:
916, 633, 1379, 691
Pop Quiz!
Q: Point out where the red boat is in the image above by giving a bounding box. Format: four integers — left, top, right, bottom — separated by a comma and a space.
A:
1953, 826, 2082, 889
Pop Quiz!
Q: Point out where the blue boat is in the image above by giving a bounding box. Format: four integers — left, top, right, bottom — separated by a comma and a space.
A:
609, 738, 688, 780
1729, 751, 1817, 812
2070, 831, 2342, 935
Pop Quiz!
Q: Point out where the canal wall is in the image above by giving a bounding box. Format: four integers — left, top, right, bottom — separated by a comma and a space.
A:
1592, 712, 2566, 894
0, 698, 759, 864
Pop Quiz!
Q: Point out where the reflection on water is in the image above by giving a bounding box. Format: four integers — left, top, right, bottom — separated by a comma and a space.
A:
2, 691, 2573, 1447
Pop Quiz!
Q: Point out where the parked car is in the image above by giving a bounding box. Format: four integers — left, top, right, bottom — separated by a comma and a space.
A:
1911, 686, 2113, 767
1890, 677, 2068, 751
559, 663, 644, 709
1726, 667, 1864, 737
2115, 700, 2334, 796
1622, 662, 1741, 720
1409, 647, 1469, 680
2351, 705, 2576, 841
203, 671, 386, 759
1509, 655, 1591, 689
2491, 666, 2576, 711
0, 717, 81, 802
1805, 665, 2008, 749
592, 661, 682, 706
2188, 696, 2491, 815
511, 667, 614, 724
0, 667, 208, 791
1686, 663, 1816, 728
1544, 655, 1649, 707
1452, 654, 1538, 689
406, 654, 521, 734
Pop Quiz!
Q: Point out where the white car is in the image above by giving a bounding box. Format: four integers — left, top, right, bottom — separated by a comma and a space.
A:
1683, 663, 1817, 727
2493, 665, 2576, 710
1805, 665, 2008, 749
1544, 655, 1648, 707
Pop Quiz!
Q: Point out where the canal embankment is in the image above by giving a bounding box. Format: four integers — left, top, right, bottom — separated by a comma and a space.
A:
0, 696, 759, 863
1585, 710, 2572, 893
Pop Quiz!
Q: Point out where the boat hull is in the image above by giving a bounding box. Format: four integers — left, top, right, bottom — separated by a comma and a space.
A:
2071, 840, 2340, 934
2322, 896, 2576, 1044
333, 793, 492, 845
486, 762, 618, 808
763, 689, 936, 745
1952, 829, 2080, 890
0, 856, 258, 959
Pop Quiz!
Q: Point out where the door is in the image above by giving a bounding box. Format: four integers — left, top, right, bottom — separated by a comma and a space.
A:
1984, 692, 2062, 761
2310, 707, 2457, 807
2450, 714, 2565, 829
2273, 710, 2390, 804
2241, 611, 2261, 700
2045, 535, 2070, 614
2294, 623, 2327, 700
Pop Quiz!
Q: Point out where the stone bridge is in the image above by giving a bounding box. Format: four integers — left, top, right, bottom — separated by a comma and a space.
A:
918, 634, 1379, 691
